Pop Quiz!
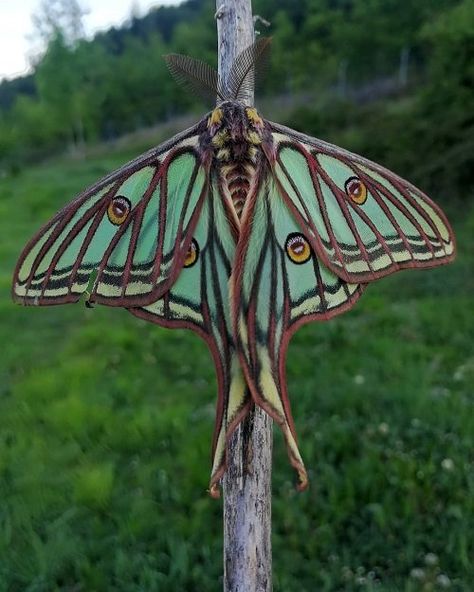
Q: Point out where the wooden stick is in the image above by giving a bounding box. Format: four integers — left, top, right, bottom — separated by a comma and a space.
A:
217, 2, 273, 591
223, 409, 273, 591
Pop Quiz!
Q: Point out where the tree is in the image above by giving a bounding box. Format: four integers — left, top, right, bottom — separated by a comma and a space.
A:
31, 0, 87, 54
31, 0, 92, 151
417, 0, 474, 194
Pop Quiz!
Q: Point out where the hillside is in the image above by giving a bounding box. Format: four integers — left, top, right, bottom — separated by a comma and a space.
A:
0, 0, 472, 199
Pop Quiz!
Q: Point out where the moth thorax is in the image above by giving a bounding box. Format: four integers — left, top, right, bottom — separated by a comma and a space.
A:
221, 160, 256, 219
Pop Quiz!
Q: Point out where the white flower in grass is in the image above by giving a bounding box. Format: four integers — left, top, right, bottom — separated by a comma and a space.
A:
424, 552, 438, 566
353, 374, 365, 385
367, 570, 376, 580
441, 458, 455, 471
437, 574, 451, 588
378, 422, 389, 435
410, 567, 425, 580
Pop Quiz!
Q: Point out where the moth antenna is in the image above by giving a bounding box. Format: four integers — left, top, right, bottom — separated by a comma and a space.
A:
163, 54, 226, 103
227, 37, 272, 102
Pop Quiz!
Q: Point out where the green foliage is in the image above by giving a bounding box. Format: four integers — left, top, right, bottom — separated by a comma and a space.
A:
34, 31, 108, 149
416, 0, 474, 194
74, 464, 115, 509
1, 130, 473, 589
99, 34, 175, 134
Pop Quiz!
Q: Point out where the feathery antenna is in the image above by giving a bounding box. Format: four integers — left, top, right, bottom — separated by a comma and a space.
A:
163, 37, 271, 104
163, 54, 225, 103
227, 37, 271, 101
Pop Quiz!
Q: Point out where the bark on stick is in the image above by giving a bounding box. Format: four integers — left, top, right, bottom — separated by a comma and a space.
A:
217, 2, 273, 590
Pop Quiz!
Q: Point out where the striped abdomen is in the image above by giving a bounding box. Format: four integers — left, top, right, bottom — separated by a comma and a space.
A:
221, 160, 257, 219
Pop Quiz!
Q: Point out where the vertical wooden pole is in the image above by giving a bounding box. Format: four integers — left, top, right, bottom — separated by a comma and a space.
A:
216, 2, 273, 591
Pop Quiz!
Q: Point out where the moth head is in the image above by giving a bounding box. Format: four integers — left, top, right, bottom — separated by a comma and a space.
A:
244, 107, 264, 145
208, 107, 225, 136
209, 101, 264, 146
209, 104, 230, 147
207, 101, 249, 145
223, 101, 253, 142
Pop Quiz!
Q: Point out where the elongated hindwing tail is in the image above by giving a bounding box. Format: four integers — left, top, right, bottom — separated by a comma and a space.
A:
268, 122, 456, 283
12, 122, 209, 307
232, 163, 364, 490
130, 176, 251, 497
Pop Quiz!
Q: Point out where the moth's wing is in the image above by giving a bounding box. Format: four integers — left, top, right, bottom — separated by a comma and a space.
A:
13, 121, 209, 307
233, 164, 364, 490
267, 121, 456, 283
130, 176, 251, 497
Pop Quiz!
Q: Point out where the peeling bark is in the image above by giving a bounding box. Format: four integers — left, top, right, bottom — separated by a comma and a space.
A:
217, 2, 273, 590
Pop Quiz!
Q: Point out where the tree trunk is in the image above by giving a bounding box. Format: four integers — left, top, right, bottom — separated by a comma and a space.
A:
217, 2, 273, 591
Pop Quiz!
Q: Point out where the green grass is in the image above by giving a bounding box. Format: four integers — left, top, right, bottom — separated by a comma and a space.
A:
1, 138, 473, 591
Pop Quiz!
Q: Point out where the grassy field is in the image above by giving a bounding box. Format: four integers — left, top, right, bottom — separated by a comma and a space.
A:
1, 131, 473, 591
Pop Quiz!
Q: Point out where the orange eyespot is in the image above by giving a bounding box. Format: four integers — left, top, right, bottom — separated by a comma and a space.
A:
107, 196, 131, 225
285, 233, 312, 264
184, 239, 199, 268
345, 176, 367, 205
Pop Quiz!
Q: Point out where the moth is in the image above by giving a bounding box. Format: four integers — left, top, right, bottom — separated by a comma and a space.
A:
12, 39, 456, 497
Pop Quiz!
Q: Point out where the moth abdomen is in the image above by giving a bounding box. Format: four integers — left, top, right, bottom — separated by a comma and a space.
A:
206, 101, 265, 220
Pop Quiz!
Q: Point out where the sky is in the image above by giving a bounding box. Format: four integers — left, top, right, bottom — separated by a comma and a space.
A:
0, 0, 180, 81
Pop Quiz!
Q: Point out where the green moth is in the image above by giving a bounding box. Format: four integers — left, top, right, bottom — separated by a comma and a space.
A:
12, 40, 456, 497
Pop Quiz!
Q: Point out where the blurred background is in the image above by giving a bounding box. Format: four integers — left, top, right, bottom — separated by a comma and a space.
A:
0, 0, 473, 590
